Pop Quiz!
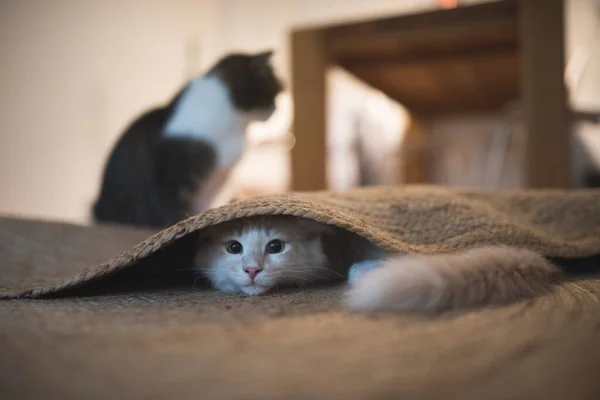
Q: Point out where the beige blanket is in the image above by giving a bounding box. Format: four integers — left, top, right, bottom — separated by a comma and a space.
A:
1, 185, 600, 399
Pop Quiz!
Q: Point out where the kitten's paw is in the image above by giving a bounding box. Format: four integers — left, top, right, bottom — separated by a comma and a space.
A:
344, 255, 445, 313
347, 259, 382, 284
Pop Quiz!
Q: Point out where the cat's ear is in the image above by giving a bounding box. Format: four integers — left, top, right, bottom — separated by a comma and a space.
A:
314, 222, 335, 235
297, 218, 336, 239
253, 50, 274, 64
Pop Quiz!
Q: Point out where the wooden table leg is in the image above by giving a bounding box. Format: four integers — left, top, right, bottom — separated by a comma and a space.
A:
290, 29, 329, 191
519, 0, 571, 188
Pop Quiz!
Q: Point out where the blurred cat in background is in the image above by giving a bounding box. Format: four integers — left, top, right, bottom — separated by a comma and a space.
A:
93, 51, 282, 229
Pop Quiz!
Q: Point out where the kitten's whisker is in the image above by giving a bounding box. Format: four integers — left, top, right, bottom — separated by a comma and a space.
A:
294, 272, 331, 281
288, 275, 318, 288
294, 279, 310, 289
291, 277, 313, 288
300, 266, 346, 278
290, 275, 314, 283
285, 266, 345, 279
169, 267, 204, 272
284, 269, 342, 282
192, 274, 204, 290
137, 270, 198, 277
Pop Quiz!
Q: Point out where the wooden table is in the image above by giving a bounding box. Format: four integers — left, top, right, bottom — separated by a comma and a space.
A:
290, 0, 569, 190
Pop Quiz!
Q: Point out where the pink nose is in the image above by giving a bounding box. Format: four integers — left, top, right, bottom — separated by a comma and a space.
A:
244, 266, 262, 280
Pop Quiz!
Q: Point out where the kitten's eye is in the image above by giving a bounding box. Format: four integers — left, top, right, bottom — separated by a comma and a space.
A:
266, 239, 284, 254
226, 240, 243, 254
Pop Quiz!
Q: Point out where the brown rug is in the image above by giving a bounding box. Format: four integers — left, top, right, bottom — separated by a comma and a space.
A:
2, 185, 600, 399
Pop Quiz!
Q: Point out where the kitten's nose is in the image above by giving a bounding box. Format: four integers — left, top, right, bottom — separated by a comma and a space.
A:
243, 266, 262, 280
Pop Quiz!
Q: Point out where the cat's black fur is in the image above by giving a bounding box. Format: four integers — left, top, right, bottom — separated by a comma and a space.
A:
207, 51, 281, 111
93, 51, 282, 229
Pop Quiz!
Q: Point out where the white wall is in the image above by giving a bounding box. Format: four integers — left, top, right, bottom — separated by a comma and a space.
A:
2, 0, 595, 224
216, 0, 491, 78
0, 0, 222, 223
0, 0, 436, 223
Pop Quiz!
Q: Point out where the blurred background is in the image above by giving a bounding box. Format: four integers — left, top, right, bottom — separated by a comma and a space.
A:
0, 0, 599, 225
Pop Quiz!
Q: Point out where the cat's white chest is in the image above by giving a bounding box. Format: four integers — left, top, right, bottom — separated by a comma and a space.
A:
164, 74, 253, 213
215, 128, 246, 168
164, 74, 251, 169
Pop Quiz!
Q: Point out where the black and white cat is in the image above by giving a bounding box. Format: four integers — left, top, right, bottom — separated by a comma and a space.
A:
93, 51, 282, 229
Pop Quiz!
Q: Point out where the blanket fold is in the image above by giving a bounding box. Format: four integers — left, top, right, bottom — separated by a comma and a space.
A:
3, 185, 600, 400
1, 185, 599, 299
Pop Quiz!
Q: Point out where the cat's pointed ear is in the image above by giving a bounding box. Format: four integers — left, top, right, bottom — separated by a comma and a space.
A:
253, 50, 274, 64
314, 222, 335, 235
297, 218, 336, 239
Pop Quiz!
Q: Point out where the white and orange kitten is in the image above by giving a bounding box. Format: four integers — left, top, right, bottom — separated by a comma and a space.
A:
194, 216, 560, 312
194, 216, 339, 295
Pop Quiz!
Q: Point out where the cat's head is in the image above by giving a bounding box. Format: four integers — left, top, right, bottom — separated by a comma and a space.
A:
194, 216, 332, 295
209, 50, 283, 120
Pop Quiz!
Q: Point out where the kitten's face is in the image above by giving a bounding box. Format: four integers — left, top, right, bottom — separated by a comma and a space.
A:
210, 50, 283, 117
194, 216, 330, 295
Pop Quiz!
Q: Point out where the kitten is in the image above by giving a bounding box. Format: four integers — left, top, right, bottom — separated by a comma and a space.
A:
93, 51, 283, 229
194, 216, 339, 295
195, 216, 567, 313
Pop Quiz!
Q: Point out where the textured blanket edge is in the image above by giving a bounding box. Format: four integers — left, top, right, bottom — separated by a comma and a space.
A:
2, 186, 599, 299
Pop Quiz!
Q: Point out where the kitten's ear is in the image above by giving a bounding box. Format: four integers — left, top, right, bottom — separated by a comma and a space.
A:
253, 50, 274, 64
315, 222, 335, 235
298, 218, 336, 239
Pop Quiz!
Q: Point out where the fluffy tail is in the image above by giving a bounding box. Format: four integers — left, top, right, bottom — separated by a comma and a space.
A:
344, 246, 561, 313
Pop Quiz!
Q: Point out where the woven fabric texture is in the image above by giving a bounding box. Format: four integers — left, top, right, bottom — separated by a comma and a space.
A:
2, 185, 600, 400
